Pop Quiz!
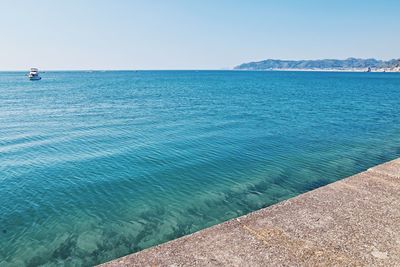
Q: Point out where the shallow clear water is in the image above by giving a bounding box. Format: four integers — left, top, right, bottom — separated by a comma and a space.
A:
1, 71, 400, 266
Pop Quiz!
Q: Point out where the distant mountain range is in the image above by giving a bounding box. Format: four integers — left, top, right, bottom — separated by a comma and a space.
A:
234, 58, 400, 72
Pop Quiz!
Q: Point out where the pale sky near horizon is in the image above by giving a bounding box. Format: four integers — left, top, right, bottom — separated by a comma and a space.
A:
0, 0, 399, 70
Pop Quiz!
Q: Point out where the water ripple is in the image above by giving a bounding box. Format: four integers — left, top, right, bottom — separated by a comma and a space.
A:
1, 71, 400, 266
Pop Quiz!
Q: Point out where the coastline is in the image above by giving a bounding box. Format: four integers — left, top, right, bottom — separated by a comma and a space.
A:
100, 157, 400, 266
233, 68, 400, 72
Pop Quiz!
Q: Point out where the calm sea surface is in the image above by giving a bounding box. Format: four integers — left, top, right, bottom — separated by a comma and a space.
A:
1, 71, 400, 266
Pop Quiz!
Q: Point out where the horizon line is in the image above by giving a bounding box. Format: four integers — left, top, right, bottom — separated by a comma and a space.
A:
0, 69, 234, 72
2, 57, 399, 72
2, 57, 400, 72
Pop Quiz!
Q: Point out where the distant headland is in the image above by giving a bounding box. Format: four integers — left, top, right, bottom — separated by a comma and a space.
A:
234, 58, 400, 72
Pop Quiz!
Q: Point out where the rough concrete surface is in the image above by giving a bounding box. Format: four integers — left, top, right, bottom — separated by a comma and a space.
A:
100, 158, 400, 266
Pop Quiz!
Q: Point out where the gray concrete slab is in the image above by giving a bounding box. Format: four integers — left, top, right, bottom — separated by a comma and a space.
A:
100, 158, 400, 266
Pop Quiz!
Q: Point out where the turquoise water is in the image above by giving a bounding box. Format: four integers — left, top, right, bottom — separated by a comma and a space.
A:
1, 71, 400, 266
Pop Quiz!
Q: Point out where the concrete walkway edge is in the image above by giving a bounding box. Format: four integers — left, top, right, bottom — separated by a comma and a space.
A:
100, 158, 400, 266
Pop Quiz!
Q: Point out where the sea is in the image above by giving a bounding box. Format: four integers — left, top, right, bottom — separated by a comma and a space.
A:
1, 70, 400, 266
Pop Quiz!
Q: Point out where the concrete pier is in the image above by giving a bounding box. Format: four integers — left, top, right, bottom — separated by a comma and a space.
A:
100, 158, 400, 266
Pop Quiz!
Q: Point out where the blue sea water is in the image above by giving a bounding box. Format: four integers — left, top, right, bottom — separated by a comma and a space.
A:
1, 70, 400, 266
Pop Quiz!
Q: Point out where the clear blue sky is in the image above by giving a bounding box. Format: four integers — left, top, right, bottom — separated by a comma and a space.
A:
1, 0, 399, 70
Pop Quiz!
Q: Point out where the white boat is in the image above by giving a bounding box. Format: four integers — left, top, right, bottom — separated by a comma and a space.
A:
28, 68, 41, 80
